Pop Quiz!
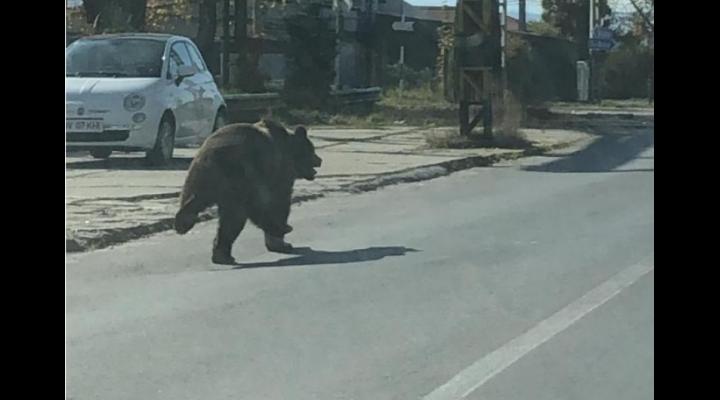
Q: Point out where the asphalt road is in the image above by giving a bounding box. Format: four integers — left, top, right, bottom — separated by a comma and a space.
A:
66, 127, 654, 400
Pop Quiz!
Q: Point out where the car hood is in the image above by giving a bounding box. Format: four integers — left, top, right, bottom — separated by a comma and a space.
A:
66, 77, 163, 114
66, 77, 161, 97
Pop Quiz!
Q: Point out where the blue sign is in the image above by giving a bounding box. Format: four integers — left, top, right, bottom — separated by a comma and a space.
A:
589, 38, 614, 51
593, 27, 614, 40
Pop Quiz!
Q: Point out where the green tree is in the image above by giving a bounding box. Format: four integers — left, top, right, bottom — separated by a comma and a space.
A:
600, 0, 653, 99
282, 2, 337, 109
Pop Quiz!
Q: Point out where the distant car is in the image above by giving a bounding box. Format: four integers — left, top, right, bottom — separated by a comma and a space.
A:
66, 33, 227, 165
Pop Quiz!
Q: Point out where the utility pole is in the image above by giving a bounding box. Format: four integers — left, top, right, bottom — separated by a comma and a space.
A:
500, 0, 507, 94
588, 0, 603, 103
333, 0, 342, 90
248, 0, 256, 37
588, 0, 594, 102
234, 0, 248, 56
519, 0, 526, 31
233, 0, 248, 89
221, 0, 230, 89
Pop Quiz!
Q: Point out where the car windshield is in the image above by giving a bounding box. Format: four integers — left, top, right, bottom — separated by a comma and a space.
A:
66, 38, 165, 78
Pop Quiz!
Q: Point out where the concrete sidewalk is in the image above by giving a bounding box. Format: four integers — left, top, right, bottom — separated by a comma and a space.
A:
66, 126, 592, 252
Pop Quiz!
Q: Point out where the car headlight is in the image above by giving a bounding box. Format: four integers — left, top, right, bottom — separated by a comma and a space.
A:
123, 94, 146, 112
132, 112, 147, 123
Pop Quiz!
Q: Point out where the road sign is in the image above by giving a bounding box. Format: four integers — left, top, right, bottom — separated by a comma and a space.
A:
593, 27, 614, 41
589, 38, 614, 51
392, 21, 415, 31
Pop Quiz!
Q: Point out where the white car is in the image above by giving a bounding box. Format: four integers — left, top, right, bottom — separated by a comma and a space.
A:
66, 33, 227, 165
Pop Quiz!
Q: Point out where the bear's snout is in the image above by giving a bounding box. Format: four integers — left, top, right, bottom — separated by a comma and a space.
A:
313, 155, 322, 168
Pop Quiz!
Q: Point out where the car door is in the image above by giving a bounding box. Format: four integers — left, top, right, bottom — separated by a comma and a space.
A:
166, 41, 202, 140
183, 41, 220, 136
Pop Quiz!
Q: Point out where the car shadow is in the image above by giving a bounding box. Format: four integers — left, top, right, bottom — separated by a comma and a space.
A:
227, 246, 420, 269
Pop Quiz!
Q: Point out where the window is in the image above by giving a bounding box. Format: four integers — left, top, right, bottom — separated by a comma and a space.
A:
66, 38, 165, 78
167, 42, 194, 78
183, 42, 207, 72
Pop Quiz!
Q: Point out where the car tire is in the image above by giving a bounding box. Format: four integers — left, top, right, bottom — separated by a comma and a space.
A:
146, 115, 175, 166
90, 149, 112, 159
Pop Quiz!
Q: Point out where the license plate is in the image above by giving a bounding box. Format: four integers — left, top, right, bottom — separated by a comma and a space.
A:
67, 119, 103, 133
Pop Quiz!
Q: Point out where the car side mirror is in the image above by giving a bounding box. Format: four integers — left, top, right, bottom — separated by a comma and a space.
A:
175, 65, 197, 85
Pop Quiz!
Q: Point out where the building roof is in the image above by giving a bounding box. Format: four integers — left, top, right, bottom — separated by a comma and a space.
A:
413, 6, 456, 24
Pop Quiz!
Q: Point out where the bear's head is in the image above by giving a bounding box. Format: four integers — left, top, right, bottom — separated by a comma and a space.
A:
290, 126, 322, 181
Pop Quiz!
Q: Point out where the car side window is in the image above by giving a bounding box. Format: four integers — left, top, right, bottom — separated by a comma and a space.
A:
183, 43, 207, 72
166, 56, 178, 79
166, 42, 193, 79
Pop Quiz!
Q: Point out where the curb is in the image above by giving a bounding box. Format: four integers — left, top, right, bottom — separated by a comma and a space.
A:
66, 192, 326, 254
66, 140, 580, 254
527, 107, 654, 122
338, 140, 579, 194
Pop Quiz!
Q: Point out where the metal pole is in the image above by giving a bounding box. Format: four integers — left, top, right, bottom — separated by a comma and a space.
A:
593, 1, 601, 103
519, 0, 526, 31
399, 0, 406, 97
494, 0, 507, 138
483, 98, 493, 136
460, 101, 469, 136
589, 0, 594, 40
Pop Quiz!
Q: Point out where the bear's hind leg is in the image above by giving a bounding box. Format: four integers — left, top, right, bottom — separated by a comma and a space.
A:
212, 201, 248, 265
175, 193, 214, 235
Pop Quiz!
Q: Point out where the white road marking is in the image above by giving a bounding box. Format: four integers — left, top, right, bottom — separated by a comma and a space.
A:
423, 259, 654, 400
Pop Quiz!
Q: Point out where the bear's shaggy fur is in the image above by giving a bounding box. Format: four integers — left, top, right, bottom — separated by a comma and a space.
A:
174, 119, 322, 264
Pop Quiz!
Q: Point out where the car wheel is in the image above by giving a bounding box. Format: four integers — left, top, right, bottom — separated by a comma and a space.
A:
146, 116, 175, 166
90, 149, 112, 159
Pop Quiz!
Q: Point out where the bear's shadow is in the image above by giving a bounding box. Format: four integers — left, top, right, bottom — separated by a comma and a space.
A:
229, 246, 419, 269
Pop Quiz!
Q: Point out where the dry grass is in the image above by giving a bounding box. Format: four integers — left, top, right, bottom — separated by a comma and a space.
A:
424, 127, 531, 150
494, 92, 529, 147
424, 93, 532, 149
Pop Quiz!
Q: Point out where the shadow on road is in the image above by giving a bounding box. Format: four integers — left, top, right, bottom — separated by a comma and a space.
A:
230, 246, 419, 269
524, 125, 654, 173
66, 156, 194, 171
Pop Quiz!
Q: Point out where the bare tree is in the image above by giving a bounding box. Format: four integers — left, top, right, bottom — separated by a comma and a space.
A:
627, 0, 653, 34
83, 0, 147, 33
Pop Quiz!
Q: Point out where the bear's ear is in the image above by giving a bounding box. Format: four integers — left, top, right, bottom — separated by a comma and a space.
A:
294, 126, 307, 138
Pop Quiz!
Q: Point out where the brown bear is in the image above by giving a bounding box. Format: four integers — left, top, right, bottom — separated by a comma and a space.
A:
174, 119, 322, 265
